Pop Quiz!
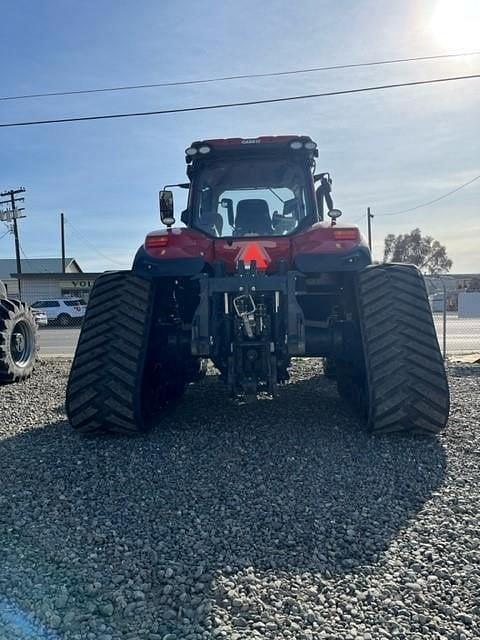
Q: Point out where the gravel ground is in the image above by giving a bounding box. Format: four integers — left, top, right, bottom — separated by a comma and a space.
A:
0, 359, 479, 640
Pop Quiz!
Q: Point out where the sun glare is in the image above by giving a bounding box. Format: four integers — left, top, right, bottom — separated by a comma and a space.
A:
430, 0, 480, 50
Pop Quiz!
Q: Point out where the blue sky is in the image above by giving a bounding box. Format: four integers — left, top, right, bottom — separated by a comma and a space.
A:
0, 0, 479, 272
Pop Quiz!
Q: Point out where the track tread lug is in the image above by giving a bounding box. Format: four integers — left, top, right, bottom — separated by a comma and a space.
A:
66, 271, 155, 434
356, 263, 449, 435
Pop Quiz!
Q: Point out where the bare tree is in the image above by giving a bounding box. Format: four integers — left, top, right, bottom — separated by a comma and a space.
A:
383, 228, 452, 275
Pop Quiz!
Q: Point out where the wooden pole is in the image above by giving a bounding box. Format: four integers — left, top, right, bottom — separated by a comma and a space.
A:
367, 207, 374, 252
61, 212, 66, 273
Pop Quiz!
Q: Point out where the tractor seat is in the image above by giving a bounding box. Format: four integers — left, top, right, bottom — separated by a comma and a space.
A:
198, 210, 224, 236
234, 199, 272, 236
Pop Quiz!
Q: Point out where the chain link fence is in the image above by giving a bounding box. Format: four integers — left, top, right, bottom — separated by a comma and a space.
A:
1, 273, 92, 357
2, 269, 479, 359
426, 275, 480, 360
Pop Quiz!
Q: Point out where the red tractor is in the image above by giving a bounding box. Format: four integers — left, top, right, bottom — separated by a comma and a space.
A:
66, 136, 449, 435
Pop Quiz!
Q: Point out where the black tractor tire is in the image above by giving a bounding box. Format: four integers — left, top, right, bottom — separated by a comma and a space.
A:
0, 298, 38, 383
353, 263, 449, 435
0, 281, 7, 299
66, 271, 186, 435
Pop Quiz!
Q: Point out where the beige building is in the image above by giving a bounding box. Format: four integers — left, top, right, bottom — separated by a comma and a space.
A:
0, 258, 100, 303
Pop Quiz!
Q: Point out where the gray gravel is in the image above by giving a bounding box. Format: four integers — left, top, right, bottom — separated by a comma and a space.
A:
0, 359, 479, 639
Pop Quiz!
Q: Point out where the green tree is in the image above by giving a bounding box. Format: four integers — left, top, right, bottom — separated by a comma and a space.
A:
383, 228, 452, 275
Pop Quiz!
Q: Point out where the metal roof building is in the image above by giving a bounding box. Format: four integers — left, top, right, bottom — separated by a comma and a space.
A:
0, 258, 81, 279
0, 257, 100, 303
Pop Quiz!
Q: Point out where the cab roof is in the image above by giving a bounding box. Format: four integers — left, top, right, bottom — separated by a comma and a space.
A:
185, 135, 318, 163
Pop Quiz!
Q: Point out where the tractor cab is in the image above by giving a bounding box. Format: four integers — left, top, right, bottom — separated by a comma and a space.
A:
159, 136, 337, 238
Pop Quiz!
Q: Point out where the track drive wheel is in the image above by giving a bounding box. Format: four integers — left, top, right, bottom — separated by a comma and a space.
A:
355, 263, 449, 435
66, 271, 185, 434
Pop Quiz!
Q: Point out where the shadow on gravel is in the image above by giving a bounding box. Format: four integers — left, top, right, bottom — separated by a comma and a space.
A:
0, 366, 447, 637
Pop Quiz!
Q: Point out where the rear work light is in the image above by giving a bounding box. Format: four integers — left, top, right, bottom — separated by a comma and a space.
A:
333, 229, 359, 240
145, 235, 169, 250
290, 140, 317, 150
186, 145, 211, 156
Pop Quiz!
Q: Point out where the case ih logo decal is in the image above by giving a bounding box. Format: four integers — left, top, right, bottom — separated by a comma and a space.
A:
235, 242, 271, 269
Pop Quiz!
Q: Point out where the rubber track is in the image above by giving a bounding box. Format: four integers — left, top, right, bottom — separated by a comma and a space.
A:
356, 264, 449, 435
66, 271, 154, 434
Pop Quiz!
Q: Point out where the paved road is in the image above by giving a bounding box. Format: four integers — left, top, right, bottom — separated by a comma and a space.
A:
38, 327, 80, 356
38, 314, 480, 357
433, 313, 480, 355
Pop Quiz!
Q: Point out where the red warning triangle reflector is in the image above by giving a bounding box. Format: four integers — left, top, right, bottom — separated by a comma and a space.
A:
237, 242, 270, 270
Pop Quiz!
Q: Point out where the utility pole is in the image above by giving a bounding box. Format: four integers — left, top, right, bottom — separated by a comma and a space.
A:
0, 188, 26, 300
367, 207, 374, 252
61, 212, 66, 273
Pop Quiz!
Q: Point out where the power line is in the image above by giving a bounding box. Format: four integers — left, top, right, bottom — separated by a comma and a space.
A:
64, 217, 128, 267
18, 243, 30, 260
1, 72, 480, 129
378, 173, 480, 217
16, 242, 50, 274
339, 172, 480, 226
1, 188, 26, 298
2, 51, 479, 102
350, 214, 365, 225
